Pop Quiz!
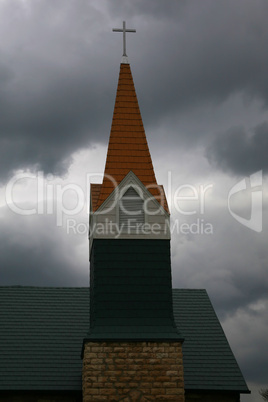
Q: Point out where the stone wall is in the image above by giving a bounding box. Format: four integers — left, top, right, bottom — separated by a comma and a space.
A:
83, 341, 184, 401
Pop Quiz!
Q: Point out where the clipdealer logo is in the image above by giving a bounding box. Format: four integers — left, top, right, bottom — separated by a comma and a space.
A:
228, 171, 262, 233
4, 170, 263, 234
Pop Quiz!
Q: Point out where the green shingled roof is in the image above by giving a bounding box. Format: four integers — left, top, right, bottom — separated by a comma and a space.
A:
0, 287, 249, 393
173, 289, 249, 392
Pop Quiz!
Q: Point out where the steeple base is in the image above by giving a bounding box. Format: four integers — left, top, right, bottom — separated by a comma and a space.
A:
82, 340, 185, 401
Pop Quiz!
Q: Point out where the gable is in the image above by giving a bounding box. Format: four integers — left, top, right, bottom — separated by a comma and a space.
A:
95, 171, 168, 217
89, 172, 170, 248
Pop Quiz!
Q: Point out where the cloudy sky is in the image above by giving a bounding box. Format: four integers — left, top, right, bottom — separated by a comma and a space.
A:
0, 0, 267, 400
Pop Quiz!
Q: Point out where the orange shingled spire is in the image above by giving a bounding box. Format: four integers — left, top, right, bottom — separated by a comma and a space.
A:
93, 62, 169, 213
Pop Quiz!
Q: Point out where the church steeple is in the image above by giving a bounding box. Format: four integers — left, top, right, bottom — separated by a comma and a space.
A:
82, 27, 185, 401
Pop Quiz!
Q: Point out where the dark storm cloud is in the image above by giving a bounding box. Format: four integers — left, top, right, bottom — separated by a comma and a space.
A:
1, 0, 268, 182
107, 0, 186, 20
126, 0, 268, 126
0, 0, 117, 182
0, 208, 88, 286
0, 63, 112, 182
206, 121, 268, 175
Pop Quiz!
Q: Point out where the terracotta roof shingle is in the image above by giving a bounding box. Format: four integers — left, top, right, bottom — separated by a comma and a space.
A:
93, 63, 168, 213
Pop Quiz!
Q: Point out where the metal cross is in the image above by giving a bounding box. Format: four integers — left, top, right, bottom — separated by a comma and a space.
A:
113, 21, 136, 57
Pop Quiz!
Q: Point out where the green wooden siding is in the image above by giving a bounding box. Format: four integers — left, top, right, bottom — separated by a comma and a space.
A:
89, 239, 181, 339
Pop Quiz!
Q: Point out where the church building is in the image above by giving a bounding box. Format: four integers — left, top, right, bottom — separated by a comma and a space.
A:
0, 22, 249, 402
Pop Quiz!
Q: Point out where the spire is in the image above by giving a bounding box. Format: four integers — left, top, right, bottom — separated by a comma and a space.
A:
94, 62, 168, 212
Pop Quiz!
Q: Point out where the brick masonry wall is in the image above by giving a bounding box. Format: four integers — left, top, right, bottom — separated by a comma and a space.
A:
83, 341, 185, 402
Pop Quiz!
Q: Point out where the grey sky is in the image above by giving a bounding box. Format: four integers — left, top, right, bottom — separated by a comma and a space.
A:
0, 1, 267, 401
207, 122, 268, 175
